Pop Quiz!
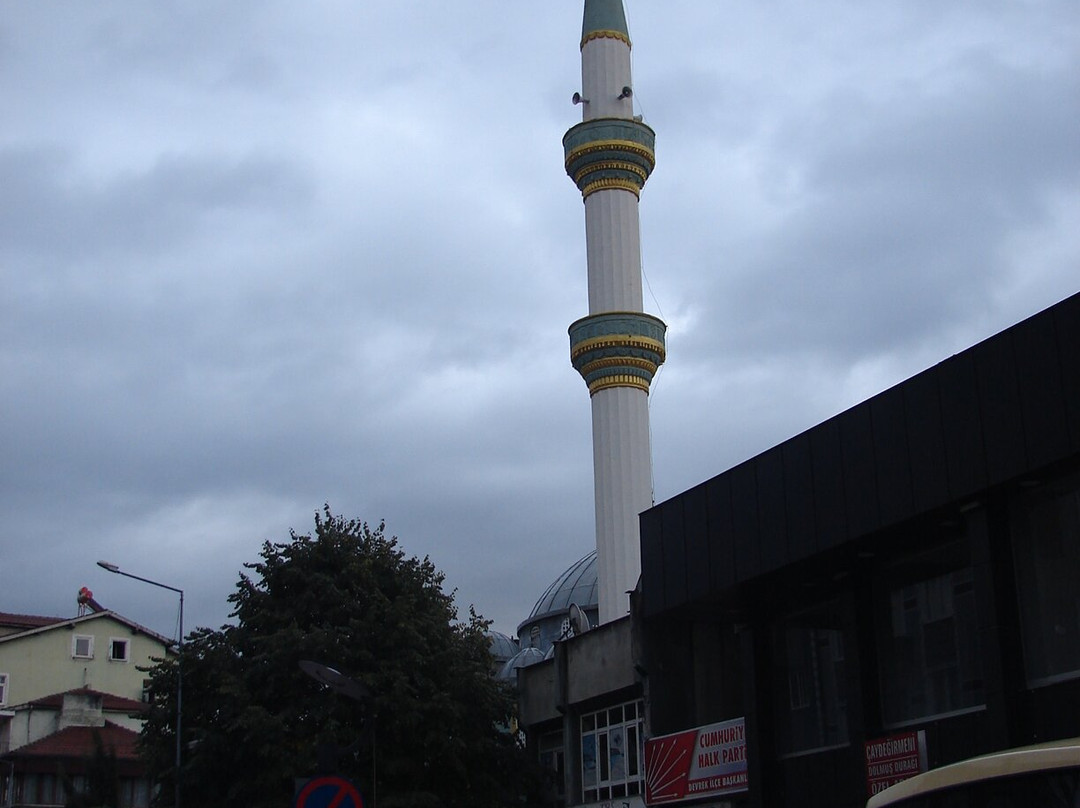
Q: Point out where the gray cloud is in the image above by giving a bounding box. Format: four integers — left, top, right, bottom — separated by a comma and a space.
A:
1, 2, 1076, 640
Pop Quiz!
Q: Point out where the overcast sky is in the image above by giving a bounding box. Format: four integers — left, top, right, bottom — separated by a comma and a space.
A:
2, 1, 1077, 642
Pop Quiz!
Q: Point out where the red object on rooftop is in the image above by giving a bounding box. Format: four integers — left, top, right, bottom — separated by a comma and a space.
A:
76, 586, 106, 614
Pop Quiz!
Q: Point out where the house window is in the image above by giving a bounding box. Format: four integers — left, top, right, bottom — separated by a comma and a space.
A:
0, 672, 8, 706
24, 773, 62, 805
581, 699, 645, 803
72, 635, 94, 659
879, 566, 984, 726
1012, 472, 1080, 687
109, 638, 130, 662
773, 600, 849, 755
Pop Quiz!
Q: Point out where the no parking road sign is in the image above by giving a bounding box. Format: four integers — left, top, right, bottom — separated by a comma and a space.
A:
294, 775, 364, 808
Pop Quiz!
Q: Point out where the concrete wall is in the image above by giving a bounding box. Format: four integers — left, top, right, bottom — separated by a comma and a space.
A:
518, 616, 639, 729
2, 706, 59, 752
564, 616, 636, 706
519, 658, 558, 727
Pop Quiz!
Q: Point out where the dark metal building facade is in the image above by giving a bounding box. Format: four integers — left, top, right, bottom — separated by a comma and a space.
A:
639, 292, 1080, 807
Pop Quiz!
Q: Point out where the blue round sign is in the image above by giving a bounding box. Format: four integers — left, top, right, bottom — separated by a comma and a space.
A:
294, 775, 364, 808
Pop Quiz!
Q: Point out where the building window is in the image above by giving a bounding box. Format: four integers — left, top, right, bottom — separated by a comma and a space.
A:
0, 672, 8, 706
118, 777, 151, 808
773, 601, 849, 754
1012, 472, 1080, 687
581, 699, 645, 803
23, 773, 62, 806
537, 729, 565, 804
72, 635, 94, 659
108, 638, 130, 662
879, 567, 984, 726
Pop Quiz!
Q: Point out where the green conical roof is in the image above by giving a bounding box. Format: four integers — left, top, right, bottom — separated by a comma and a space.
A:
582, 0, 629, 40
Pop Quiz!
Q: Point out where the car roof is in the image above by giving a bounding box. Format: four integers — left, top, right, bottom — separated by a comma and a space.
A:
867, 737, 1080, 807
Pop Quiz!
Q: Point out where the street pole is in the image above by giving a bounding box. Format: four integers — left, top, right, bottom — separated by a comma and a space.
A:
98, 561, 184, 808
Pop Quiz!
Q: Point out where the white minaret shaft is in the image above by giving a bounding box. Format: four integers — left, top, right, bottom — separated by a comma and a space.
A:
566, 0, 665, 624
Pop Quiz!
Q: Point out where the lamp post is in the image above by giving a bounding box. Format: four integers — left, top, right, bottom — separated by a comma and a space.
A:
98, 560, 183, 808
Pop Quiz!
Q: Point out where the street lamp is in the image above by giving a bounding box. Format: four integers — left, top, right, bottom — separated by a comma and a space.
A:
97, 560, 184, 808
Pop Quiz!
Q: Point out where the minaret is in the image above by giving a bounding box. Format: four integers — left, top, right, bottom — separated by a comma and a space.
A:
565, 0, 665, 624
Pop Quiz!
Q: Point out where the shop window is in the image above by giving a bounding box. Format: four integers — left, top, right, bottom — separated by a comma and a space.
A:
72, 635, 94, 659
773, 601, 849, 754
581, 699, 644, 803
879, 567, 984, 726
1012, 473, 1080, 687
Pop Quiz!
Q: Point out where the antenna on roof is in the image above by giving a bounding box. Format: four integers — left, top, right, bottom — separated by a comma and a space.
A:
568, 602, 591, 636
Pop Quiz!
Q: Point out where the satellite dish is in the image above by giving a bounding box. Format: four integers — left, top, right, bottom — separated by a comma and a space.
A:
568, 603, 591, 636
299, 660, 371, 703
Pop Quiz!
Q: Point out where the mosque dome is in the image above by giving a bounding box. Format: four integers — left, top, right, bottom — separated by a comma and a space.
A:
515, 551, 599, 655
494, 552, 601, 682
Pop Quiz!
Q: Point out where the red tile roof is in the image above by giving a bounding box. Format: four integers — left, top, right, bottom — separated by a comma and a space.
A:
7, 722, 141, 762
0, 612, 66, 631
26, 687, 149, 715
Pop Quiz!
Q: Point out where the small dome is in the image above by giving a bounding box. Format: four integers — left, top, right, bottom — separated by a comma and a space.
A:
496, 646, 547, 681
486, 630, 519, 664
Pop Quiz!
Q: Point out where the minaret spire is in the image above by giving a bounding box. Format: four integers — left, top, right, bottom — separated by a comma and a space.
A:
581, 0, 629, 43
565, 0, 665, 624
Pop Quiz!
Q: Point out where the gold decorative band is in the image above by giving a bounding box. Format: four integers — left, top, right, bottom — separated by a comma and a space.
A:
572, 160, 649, 186
581, 29, 632, 49
588, 374, 651, 395
581, 178, 640, 198
578, 356, 660, 377
570, 334, 666, 363
564, 139, 655, 172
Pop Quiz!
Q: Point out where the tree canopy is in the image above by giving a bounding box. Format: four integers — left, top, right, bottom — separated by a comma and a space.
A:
140, 508, 537, 808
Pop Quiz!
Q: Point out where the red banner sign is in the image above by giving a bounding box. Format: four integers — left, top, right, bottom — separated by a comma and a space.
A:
865, 730, 928, 797
645, 717, 748, 805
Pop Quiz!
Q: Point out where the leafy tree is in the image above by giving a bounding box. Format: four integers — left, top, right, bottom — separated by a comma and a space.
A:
62, 730, 120, 808
141, 508, 539, 808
